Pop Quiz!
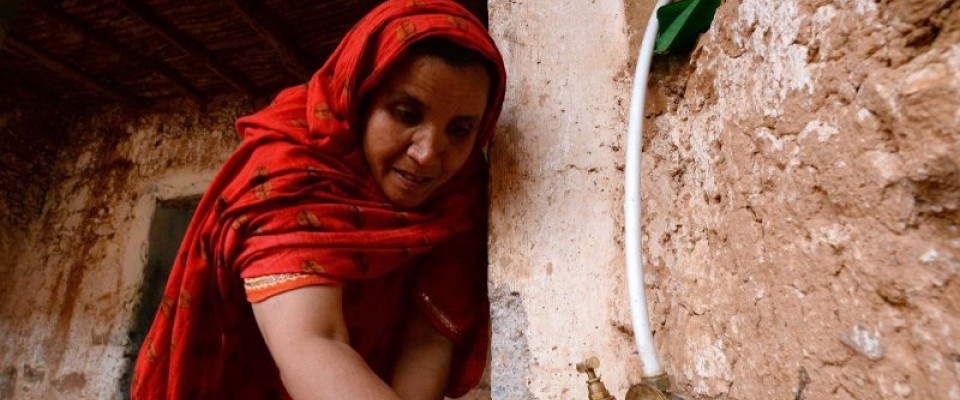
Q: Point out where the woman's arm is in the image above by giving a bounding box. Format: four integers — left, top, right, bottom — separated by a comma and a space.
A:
390, 310, 455, 400
251, 286, 401, 400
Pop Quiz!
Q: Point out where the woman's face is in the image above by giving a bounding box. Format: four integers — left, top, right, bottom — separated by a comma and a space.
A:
362, 54, 491, 208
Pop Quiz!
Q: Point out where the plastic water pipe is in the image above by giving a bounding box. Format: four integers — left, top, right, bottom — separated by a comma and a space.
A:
625, 0, 671, 380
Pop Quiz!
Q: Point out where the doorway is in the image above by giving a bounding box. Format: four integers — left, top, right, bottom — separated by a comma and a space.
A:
117, 196, 198, 399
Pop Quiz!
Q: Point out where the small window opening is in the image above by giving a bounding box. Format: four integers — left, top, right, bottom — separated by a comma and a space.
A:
117, 196, 199, 399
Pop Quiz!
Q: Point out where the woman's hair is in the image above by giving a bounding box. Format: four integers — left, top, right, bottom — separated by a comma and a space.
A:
404, 37, 497, 80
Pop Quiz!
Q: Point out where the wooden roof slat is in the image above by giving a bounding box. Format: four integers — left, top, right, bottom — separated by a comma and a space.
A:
116, 0, 259, 97
2, 35, 137, 102
225, 0, 311, 80
32, 0, 204, 102
0, 0, 28, 45
0, 69, 60, 103
360, 0, 384, 12
3, 0, 487, 104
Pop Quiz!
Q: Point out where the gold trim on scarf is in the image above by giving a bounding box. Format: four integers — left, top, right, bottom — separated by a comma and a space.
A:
244, 273, 313, 292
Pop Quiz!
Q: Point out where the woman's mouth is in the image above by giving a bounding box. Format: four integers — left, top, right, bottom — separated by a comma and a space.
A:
394, 169, 432, 185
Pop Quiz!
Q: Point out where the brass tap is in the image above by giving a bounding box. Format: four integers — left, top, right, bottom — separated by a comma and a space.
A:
624, 383, 669, 400
575, 357, 684, 400
624, 374, 674, 400
576, 357, 616, 400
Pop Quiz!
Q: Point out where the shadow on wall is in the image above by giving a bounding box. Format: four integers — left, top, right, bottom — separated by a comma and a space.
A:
489, 285, 535, 400
117, 197, 199, 399
0, 367, 14, 399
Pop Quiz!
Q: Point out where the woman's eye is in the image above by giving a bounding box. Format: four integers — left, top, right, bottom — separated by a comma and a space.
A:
448, 123, 474, 138
392, 107, 420, 125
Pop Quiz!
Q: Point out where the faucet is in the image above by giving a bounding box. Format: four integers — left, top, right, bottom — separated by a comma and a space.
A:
575, 357, 616, 400
576, 357, 682, 400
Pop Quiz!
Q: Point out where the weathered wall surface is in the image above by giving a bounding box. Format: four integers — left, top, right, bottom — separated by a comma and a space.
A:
0, 98, 68, 304
642, 0, 960, 398
0, 97, 70, 399
487, 0, 649, 398
0, 98, 249, 398
0, 99, 66, 230
489, 0, 958, 399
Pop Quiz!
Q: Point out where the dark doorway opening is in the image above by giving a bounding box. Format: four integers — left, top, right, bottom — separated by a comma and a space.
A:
118, 197, 198, 399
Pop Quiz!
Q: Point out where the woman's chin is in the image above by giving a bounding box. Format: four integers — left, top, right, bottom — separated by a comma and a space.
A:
384, 187, 431, 209
382, 175, 439, 208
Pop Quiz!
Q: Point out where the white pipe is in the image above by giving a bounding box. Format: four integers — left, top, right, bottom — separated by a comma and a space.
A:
625, 0, 670, 378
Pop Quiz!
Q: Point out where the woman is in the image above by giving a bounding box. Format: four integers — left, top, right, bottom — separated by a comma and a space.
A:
131, 1, 506, 398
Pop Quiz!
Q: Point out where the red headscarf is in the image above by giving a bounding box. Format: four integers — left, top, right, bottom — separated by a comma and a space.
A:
131, 1, 506, 398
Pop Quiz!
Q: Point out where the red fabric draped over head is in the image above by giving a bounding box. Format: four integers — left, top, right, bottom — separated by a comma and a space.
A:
131, 1, 506, 398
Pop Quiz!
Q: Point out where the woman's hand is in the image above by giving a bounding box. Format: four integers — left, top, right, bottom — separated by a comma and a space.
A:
251, 286, 401, 400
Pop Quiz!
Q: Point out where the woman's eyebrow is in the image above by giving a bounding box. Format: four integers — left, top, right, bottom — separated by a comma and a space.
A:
390, 90, 484, 121
390, 91, 426, 109
456, 116, 482, 125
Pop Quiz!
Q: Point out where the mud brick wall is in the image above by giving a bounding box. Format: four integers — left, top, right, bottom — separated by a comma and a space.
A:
643, 0, 960, 398
487, 0, 958, 399
0, 98, 250, 399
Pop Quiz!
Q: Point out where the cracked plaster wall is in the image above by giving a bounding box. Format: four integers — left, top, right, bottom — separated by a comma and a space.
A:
0, 97, 69, 400
487, 0, 648, 398
0, 99, 250, 399
643, 0, 960, 398
488, 0, 957, 399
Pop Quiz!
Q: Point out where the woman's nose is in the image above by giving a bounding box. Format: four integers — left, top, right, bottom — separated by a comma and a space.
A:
407, 127, 444, 167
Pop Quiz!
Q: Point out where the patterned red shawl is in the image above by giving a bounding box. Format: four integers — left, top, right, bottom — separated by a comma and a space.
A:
131, 0, 506, 398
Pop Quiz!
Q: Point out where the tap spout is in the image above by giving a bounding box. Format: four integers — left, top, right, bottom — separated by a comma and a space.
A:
575, 357, 616, 400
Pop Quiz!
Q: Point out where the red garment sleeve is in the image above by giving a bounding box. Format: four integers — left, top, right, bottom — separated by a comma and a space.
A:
408, 228, 489, 398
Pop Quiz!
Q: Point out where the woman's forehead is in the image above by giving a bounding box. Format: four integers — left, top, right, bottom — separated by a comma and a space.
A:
376, 55, 490, 113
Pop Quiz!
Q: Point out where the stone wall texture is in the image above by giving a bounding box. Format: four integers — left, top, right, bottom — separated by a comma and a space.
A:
488, 0, 959, 399
0, 97, 69, 400
642, 0, 959, 399
487, 0, 645, 398
0, 99, 250, 398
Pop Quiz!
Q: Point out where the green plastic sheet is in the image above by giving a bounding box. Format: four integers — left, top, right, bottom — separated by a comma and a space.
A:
654, 0, 721, 54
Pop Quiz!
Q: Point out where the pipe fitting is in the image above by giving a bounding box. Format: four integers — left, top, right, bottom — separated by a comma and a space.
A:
624, 383, 669, 400
576, 357, 616, 400
641, 373, 671, 394
575, 357, 687, 400
625, 375, 688, 400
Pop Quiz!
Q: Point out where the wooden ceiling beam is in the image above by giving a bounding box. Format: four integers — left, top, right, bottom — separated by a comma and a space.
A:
0, 69, 62, 105
116, 0, 259, 97
0, 0, 28, 45
2, 35, 137, 102
31, 0, 204, 102
360, 0, 385, 11
224, 0, 311, 80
